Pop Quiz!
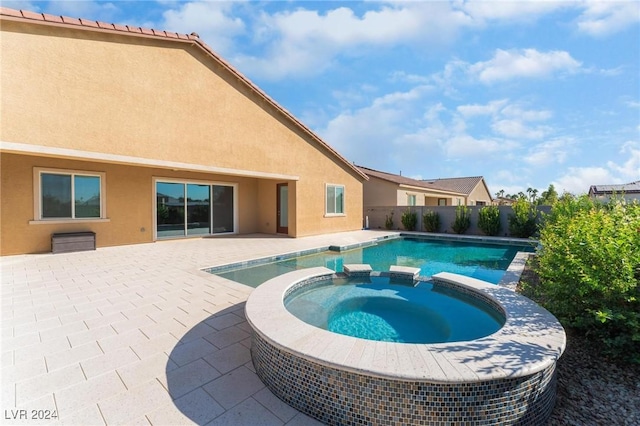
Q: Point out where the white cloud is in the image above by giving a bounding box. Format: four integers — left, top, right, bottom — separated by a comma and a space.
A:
500, 105, 552, 121
456, 99, 554, 140
553, 167, 620, 194
161, 1, 246, 54
233, 2, 473, 80
442, 134, 503, 157
576, 1, 640, 37
552, 141, 640, 194
492, 119, 550, 139
607, 141, 640, 180
34, 1, 119, 20
1, 1, 40, 11
460, 1, 569, 23
469, 49, 582, 84
524, 138, 574, 166
457, 99, 508, 117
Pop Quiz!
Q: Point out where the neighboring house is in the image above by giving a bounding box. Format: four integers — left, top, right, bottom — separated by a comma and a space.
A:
421, 176, 493, 206
357, 166, 492, 207
588, 181, 640, 203
0, 8, 367, 255
493, 197, 516, 206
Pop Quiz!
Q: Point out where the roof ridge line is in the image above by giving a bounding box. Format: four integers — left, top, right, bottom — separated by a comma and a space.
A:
0, 7, 197, 40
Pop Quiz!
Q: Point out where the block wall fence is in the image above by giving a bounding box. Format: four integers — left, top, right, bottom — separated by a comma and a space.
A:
363, 205, 551, 237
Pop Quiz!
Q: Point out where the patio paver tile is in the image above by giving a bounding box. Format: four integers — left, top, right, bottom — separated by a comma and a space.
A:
164, 358, 221, 399
84, 312, 128, 330
204, 398, 283, 426
1, 231, 394, 424
2, 332, 41, 352
81, 346, 140, 379
39, 320, 88, 342
54, 371, 126, 416
203, 326, 250, 350
97, 329, 149, 353
45, 341, 103, 372
68, 324, 118, 348
173, 322, 216, 345
13, 338, 70, 365
167, 337, 217, 367
56, 404, 106, 426
1, 357, 47, 384
284, 412, 325, 426
253, 387, 300, 423
147, 387, 225, 425
139, 319, 188, 340
202, 366, 265, 410
130, 332, 179, 360
202, 342, 251, 374
110, 316, 156, 335
97, 379, 171, 425
15, 363, 84, 406
116, 352, 178, 390
204, 312, 245, 331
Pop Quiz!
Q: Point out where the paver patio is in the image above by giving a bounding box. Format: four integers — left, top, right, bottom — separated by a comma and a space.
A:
1, 230, 396, 425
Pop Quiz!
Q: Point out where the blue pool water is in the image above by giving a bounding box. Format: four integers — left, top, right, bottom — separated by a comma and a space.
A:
214, 237, 535, 287
284, 275, 504, 343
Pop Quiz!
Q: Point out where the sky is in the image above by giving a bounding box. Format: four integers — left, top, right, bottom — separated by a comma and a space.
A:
6, 1, 640, 196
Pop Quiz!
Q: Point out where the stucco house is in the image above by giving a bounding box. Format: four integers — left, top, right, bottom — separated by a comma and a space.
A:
357, 166, 493, 208
0, 8, 367, 255
588, 181, 640, 203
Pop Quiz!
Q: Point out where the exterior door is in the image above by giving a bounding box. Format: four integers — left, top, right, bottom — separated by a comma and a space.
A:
277, 183, 288, 234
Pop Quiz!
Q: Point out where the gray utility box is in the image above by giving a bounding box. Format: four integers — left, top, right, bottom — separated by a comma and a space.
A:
51, 232, 96, 254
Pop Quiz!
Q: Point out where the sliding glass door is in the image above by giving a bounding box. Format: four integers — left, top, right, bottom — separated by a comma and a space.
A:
156, 180, 234, 239
186, 184, 210, 236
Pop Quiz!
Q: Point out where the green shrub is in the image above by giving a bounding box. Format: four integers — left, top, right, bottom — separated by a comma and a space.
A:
384, 211, 394, 230
451, 205, 471, 234
533, 196, 640, 362
477, 205, 501, 236
423, 210, 440, 232
401, 209, 417, 231
508, 197, 538, 237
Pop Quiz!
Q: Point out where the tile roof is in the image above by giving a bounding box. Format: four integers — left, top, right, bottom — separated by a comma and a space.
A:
0, 7, 368, 181
356, 166, 466, 195
589, 181, 640, 194
421, 176, 485, 196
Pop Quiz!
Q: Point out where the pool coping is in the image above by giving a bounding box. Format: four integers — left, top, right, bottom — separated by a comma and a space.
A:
245, 267, 566, 384
205, 232, 538, 289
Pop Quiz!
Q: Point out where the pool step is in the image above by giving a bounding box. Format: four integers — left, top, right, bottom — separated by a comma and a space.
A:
389, 265, 420, 285
343, 264, 373, 277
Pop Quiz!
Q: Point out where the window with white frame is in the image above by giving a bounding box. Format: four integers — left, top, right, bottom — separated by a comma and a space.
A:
326, 184, 345, 215
407, 194, 417, 206
35, 168, 105, 220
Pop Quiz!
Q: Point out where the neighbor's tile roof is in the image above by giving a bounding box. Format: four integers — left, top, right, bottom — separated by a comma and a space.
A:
421, 176, 485, 196
589, 181, 640, 194
0, 7, 368, 181
356, 166, 466, 195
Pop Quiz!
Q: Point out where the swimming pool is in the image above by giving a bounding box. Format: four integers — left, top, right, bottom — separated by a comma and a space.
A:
211, 235, 535, 286
246, 267, 565, 425
284, 275, 505, 343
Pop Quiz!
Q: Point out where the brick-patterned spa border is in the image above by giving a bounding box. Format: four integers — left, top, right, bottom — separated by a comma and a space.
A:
245, 267, 566, 425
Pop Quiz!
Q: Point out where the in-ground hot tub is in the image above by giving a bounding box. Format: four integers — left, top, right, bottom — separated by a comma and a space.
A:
245, 266, 566, 425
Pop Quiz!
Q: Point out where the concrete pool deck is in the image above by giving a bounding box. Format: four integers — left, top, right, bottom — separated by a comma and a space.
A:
1, 230, 533, 425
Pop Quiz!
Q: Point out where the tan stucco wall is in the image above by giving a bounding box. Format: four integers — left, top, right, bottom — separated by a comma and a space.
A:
1, 20, 364, 254
0, 153, 267, 255
467, 182, 493, 205
362, 178, 398, 207
425, 196, 451, 206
